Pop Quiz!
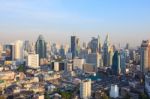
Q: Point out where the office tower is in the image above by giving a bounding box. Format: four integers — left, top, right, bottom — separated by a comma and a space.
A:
71, 36, 80, 59
86, 52, 102, 70
27, 54, 39, 68
120, 50, 126, 74
80, 79, 91, 99
89, 35, 102, 53
103, 34, 111, 67
112, 51, 121, 75
130, 50, 136, 61
14, 40, 24, 61
140, 40, 150, 73
24, 40, 32, 53
5, 44, 14, 61
108, 46, 114, 66
59, 45, 65, 58
35, 35, 47, 60
125, 43, 130, 50
79, 48, 91, 59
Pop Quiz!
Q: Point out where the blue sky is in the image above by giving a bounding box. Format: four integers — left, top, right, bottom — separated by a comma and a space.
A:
0, 0, 150, 47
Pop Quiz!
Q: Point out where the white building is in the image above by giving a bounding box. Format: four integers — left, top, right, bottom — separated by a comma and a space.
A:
73, 58, 85, 70
14, 40, 24, 61
80, 79, 91, 99
27, 54, 39, 68
54, 62, 59, 72
109, 84, 119, 98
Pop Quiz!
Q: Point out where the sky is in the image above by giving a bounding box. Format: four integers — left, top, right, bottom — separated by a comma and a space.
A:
0, 0, 150, 47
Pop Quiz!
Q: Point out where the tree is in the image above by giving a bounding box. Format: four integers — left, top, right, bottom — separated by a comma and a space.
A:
139, 93, 148, 99
102, 93, 109, 99
17, 65, 25, 72
61, 92, 72, 99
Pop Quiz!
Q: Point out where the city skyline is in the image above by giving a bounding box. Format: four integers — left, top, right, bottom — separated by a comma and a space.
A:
0, 0, 150, 47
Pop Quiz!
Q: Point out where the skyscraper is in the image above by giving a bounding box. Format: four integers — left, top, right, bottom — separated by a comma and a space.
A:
80, 79, 91, 99
112, 51, 121, 75
103, 34, 111, 67
140, 40, 150, 73
35, 35, 47, 60
14, 40, 24, 61
5, 44, 14, 61
71, 36, 80, 58
89, 35, 102, 53
120, 50, 126, 74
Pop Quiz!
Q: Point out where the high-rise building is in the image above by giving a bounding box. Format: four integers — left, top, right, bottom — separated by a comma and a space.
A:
59, 45, 65, 58
35, 35, 47, 60
89, 35, 102, 53
86, 52, 101, 70
120, 50, 126, 74
140, 40, 150, 73
71, 36, 80, 58
80, 79, 91, 99
27, 54, 39, 68
5, 44, 14, 61
103, 34, 111, 67
14, 40, 24, 61
108, 46, 114, 66
112, 51, 121, 75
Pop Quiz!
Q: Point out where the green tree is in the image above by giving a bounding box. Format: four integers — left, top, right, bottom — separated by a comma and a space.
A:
102, 93, 109, 99
61, 92, 72, 99
17, 65, 25, 72
139, 93, 148, 99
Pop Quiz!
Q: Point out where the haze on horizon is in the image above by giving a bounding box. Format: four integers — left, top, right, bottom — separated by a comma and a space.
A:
0, 0, 150, 47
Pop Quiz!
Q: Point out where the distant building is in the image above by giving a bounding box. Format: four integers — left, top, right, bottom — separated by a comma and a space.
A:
140, 40, 150, 73
59, 45, 65, 58
65, 62, 73, 72
103, 34, 112, 67
88, 35, 102, 53
83, 63, 95, 73
80, 79, 91, 99
112, 51, 121, 75
73, 58, 85, 70
35, 35, 47, 62
120, 50, 126, 74
71, 36, 80, 59
27, 54, 39, 68
86, 53, 102, 69
14, 40, 24, 62
5, 44, 14, 61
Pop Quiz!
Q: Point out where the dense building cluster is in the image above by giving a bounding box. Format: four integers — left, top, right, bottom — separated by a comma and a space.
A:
0, 34, 149, 99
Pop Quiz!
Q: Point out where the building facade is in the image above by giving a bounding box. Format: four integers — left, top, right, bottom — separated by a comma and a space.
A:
140, 40, 150, 73
27, 54, 39, 68
80, 79, 91, 99
35, 35, 47, 61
